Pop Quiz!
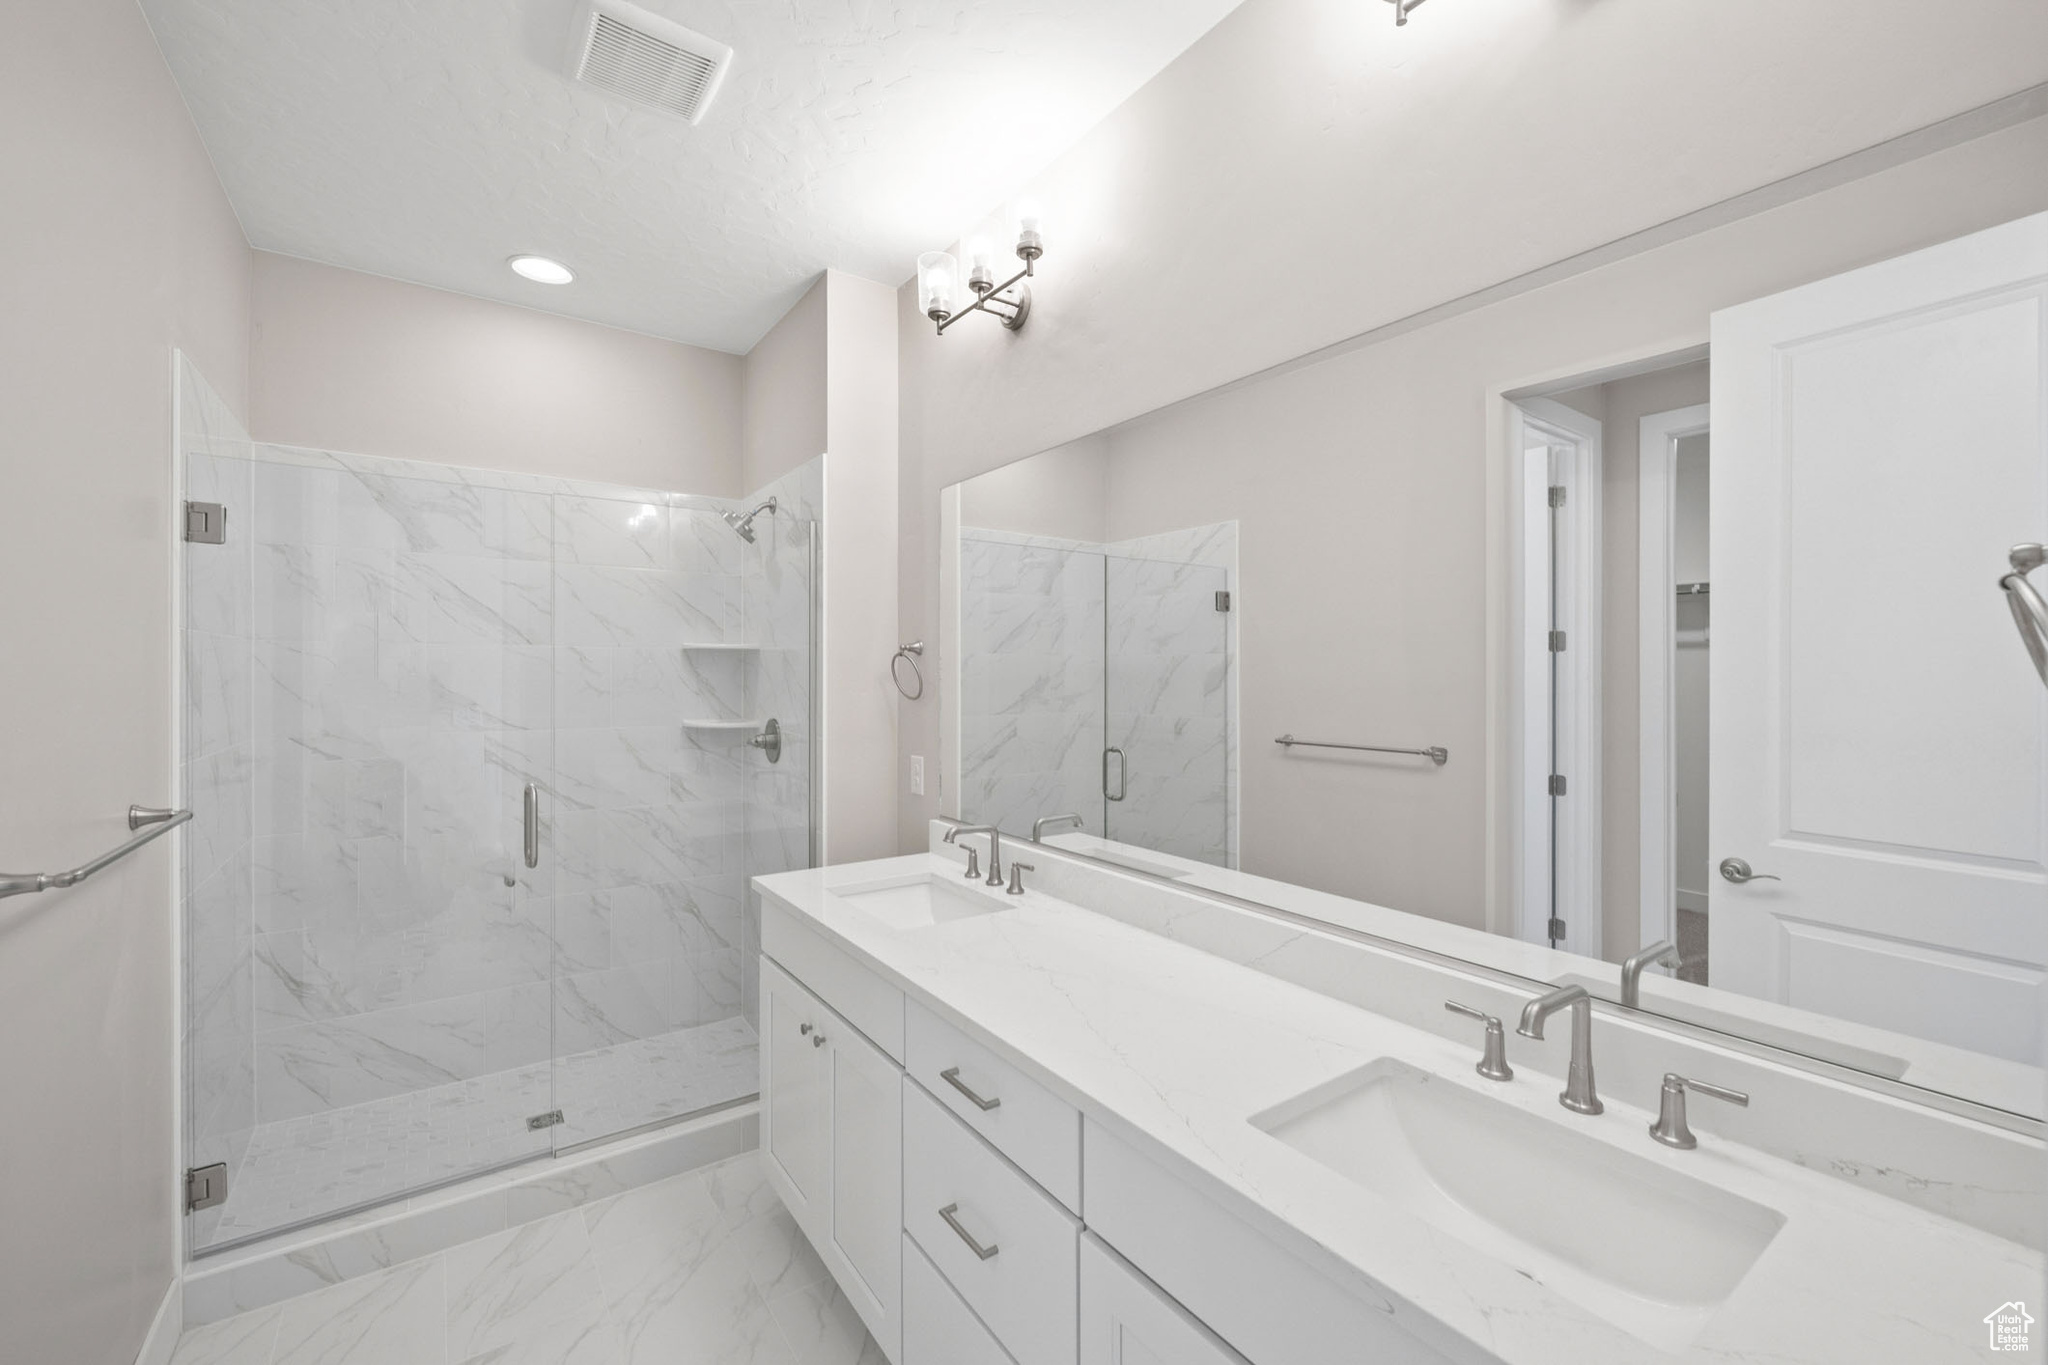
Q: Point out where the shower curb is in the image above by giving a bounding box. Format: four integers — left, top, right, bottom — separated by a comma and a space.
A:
180, 1102, 757, 1327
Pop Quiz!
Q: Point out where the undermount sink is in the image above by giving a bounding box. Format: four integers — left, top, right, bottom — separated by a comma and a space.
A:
1251, 1059, 1785, 1351
831, 872, 1009, 931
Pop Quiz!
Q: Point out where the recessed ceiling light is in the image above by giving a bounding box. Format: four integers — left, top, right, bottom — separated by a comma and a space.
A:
509, 254, 575, 284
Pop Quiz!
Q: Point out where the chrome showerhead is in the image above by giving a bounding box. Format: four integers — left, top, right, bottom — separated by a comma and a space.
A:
721, 497, 777, 543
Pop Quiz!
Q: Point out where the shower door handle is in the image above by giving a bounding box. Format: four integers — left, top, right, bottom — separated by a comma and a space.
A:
1103, 747, 1127, 802
522, 784, 540, 869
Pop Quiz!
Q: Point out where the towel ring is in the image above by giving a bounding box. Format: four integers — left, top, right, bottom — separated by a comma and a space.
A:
891, 641, 925, 700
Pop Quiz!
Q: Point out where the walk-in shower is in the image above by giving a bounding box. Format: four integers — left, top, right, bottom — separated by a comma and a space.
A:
178, 361, 818, 1253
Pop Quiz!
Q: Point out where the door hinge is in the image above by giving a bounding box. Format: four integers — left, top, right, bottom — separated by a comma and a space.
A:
185, 1162, 228, 1212
1548, 485, 1567, 509
1214, 590, 1231, 613
1548, 774, 1568, 797
185, 501, 227, 544
1547, 917, 1567, 942
527, 1109, 565, 1132
1547, 629, 1567, 653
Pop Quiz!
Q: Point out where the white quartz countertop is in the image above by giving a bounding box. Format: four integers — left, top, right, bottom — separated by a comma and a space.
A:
757, 853, 2042, 1365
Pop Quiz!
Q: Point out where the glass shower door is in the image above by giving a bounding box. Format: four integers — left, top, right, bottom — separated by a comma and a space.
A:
1103, 549, 1231, 865
547, 494, 760, 1148
189, 453, 559, 1253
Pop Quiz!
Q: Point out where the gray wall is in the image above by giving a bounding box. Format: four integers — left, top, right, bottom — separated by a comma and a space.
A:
743, 276, 828, 496
897, 0, 2048, 866
0, 0, 252, 1358
252, 252, 746, 495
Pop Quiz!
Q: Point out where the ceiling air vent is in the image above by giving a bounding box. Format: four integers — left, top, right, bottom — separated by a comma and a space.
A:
567, 0, 734, 125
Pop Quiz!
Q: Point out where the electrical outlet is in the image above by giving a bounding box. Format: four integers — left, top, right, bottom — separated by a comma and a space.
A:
909, 755, 925, 797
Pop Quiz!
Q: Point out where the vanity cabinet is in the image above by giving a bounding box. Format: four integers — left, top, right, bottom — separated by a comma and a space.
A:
760, 956, 903, 1360
903, 1081, 1079, 1365
1080, 1234, 1248, 1365
760, 900, 1442, 1365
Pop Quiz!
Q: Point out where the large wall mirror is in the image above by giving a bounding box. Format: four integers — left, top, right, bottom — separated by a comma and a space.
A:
938, 211, 2048, 1125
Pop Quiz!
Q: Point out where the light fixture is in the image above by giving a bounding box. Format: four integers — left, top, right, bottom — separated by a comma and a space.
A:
916, 200, 1044, 335
509, 254, 575, 284
1385, 0, 1428, 24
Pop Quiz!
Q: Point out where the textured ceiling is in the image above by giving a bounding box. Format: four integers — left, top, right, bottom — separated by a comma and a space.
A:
139, 0, 1246, 352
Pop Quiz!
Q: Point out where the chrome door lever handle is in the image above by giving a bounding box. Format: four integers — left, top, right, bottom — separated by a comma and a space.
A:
1718, 857, 1780, 884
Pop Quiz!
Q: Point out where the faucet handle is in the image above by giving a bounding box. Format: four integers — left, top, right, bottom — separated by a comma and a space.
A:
1649, 1072, 1750, 1150
1006, 862, 1034, 895
1444, 1001, 1514, 1082
961, 846, 981, 881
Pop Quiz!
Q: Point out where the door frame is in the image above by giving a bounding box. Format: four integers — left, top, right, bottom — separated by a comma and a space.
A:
1507, 397, 1603, 954
1637, 403, 1711, 955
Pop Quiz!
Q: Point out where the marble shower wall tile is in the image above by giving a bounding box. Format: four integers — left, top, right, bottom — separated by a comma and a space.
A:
1104, 546, 1231, 865
188, 441, 802, 1236
957, 520, 1240, 866
959, 533, 1106, 842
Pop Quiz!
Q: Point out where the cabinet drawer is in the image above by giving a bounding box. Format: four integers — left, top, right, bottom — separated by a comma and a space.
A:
905, 1082, 1078, 1365
1080, 1234, 1246, 1365
903, 1234, 1017, 1365
907, 1000, 1080, 1212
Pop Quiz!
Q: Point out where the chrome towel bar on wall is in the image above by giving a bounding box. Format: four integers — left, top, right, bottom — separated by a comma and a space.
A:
0, 805, 193, 900
1274, 734, 1449, 765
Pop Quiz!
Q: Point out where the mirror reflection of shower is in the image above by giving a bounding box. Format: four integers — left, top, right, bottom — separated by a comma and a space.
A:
722, 496, 778, 542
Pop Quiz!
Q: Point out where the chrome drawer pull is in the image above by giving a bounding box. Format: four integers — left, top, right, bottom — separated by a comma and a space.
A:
938, 1203, 999, 1260
940, 1067, 1002, 1111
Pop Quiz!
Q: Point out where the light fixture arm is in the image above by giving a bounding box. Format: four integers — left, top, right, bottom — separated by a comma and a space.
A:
933, 256, 1035, 335
1385, 0, 1428, 24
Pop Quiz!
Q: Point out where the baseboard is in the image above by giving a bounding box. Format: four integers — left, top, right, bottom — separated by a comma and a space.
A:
134, 1278, 182, 1365
183, 1101, 757, 1327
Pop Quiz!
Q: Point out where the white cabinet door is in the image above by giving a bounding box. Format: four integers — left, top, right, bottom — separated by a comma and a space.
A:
829, 1013, 903, 1359
762, 958, 831, 1226
1080, 1235, 1245, 1365
1709, 210, 2048, 1061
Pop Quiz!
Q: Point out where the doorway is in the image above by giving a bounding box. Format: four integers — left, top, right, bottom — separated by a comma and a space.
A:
1508, 356, 1713, 965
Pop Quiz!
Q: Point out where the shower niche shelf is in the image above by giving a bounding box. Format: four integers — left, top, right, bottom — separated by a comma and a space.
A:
681, 718, 767, 730
680, 642, 759, 651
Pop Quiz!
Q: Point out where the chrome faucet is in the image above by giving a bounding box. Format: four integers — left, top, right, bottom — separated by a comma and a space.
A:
944, 824, 1004, 887
1620, 939, 1683, 1008
1032, 812, 1085, 842
1517, 984, 1603, 1115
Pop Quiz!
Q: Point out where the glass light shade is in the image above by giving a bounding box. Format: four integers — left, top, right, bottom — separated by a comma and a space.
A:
917, 250, 959, 319
963, 236, 996, 291
1012, 198, 1045, 259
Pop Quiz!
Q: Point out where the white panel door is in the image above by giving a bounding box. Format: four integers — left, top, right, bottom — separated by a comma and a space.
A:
1710, 211, 2048, 1063
829, 1019, 903, 1359
762, 959, 832, 1226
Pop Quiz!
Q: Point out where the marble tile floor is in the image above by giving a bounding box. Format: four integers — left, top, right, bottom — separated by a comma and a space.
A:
203, 1018, 760, 1249
171, 1150, 886, 1365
